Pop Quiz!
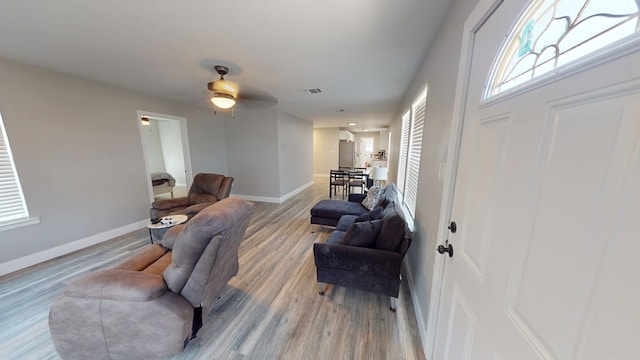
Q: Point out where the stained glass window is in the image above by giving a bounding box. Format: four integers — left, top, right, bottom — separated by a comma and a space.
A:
486, 0, 640, 99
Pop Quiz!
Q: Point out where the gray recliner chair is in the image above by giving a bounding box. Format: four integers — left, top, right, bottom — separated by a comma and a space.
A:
150, 172, 234, 219
49, 197, 254, 360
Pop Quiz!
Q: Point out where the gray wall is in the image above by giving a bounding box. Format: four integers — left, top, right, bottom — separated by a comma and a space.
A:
0, 56, 313, 266
224, 108, 313, 200
312, 127, 339, 176
277, 111, 313, 196
388, 0, 481, 348
158, 120, 187, 186
141, 119, 166, 173
224, 108, 280, 198
0, 57, 228, 263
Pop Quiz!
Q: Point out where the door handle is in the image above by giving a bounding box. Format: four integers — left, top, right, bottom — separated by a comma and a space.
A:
437, 243, 454, 258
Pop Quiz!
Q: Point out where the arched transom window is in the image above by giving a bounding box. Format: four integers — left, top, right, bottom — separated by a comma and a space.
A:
486, 0, 640, 99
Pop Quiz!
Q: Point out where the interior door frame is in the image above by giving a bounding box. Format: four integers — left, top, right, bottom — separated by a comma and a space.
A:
424, 0, 504, 357
136, 110, 193, 203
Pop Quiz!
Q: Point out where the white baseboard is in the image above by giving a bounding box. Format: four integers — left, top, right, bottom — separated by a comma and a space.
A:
279, 181, 314, 202
232, 195, 280, 203
0, 219, 148, 277
403, 258, 429, 359
231, 181, 314, 204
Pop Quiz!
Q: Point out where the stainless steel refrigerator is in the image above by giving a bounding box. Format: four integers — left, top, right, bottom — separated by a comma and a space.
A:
339, 140, 354, 169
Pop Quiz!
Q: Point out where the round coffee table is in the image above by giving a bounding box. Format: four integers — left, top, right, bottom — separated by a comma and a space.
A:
147, 214, 188, 244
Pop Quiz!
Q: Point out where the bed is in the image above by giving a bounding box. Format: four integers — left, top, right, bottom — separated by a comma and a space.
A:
151, 172, 176, 198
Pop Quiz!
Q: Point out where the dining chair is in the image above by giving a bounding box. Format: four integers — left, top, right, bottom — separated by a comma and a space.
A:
329, 170, 347, 198
347, 170, 365, 194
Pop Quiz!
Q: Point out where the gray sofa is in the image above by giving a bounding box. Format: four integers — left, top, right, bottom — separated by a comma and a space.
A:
312, 184, 412, 310
49, 197, 254, 360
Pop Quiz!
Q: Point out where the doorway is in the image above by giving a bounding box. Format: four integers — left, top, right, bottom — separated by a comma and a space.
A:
358, 137, 374, 168
137, 111, 193, 202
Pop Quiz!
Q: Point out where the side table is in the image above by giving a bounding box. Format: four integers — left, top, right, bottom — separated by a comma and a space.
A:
146, 214, 188, 244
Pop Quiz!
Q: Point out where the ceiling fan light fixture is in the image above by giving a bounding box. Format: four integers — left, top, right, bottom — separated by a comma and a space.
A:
209, 78, 239, 96
208, 66, 239, 110
211, 92, 236, 109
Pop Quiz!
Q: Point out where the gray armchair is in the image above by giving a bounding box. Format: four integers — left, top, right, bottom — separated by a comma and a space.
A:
150, 173, 234, 219
49, 197, 254, 359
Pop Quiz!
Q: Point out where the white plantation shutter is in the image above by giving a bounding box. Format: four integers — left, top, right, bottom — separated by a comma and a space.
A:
395, 87, 427, 220
404, 91, 426, 217
0, 115, 29, 223
397, 110, 411, 197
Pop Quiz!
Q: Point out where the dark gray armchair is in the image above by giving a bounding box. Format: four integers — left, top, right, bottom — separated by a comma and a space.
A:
313, 184, 412, 311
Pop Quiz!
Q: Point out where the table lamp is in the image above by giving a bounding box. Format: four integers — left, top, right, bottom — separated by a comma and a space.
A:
370, 166, 388, 187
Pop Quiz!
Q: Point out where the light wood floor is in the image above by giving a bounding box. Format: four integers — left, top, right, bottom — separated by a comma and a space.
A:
154, 185, 188, 201
0, 177, 425, 360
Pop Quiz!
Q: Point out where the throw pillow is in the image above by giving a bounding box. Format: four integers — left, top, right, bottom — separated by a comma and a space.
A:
376, 205, 407, 251
361, 186, 383, 210
340, 220, 384, 248
375, 195, 390, 209
355, 206, 384, 222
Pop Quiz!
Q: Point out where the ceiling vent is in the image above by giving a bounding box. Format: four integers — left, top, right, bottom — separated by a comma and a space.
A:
304, 88, 322, 94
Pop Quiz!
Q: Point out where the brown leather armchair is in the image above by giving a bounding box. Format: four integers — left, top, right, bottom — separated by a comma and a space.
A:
150, 173, 234, 219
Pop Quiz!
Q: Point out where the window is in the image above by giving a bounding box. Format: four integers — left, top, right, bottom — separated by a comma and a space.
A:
363, 138, 374, 153
396, 87, 427, 219
0, 113, 31, 228
487, 0, 640, 99
396, 110, 410, 197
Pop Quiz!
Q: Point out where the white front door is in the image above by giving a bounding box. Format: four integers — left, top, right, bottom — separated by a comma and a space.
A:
434, 1, 640, 359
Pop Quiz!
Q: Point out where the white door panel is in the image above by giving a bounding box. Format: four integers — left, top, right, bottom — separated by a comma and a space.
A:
442, 285, 477, 360
456, 115, 511, 281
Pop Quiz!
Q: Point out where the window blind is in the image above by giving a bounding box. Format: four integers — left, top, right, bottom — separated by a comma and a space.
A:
0, 115, 29, 223
397, 110, 411, 197
404, 92, 426, 217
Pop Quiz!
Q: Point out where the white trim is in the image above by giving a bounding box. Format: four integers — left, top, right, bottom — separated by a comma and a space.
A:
232, 195, 281, 203
279, 181, 314, 202
0, 216, 40, 232
0, 219, 148, 277
231, 181, 314, 204
403, 257, 429, 359
425, 0, 503, 358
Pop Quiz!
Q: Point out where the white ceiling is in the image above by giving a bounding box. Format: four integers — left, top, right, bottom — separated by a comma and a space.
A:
0, 0, 452, 130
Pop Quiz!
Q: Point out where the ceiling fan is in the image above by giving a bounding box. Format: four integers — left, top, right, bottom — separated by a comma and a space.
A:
207, 65, 278, 111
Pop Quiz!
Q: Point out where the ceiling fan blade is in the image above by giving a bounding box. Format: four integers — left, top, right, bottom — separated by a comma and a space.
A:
236, 94, 278, 109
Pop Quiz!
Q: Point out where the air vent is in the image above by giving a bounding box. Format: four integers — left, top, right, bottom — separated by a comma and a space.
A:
304, 88, 322, 94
